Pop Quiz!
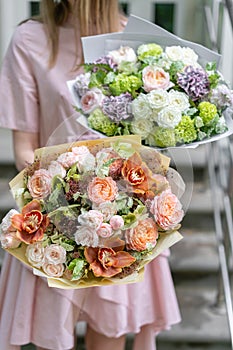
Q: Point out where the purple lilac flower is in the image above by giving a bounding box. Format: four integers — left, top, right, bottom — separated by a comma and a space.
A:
210, 84, 233, 110
102, 93, 133, 122
177, 65, 210, 101
94, 55, 117, 71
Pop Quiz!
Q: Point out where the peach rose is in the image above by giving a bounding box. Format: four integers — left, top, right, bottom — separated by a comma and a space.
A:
142, 66, 172, 92
44, 244, 66, 265
27, 169, 52, 199
87, 177, 118, 204
150, 189, 184, 230
125, 218, 158, 251
81, 88, 104, 114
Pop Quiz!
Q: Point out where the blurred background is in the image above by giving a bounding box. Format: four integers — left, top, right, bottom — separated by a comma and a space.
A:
0, 1, 233, 349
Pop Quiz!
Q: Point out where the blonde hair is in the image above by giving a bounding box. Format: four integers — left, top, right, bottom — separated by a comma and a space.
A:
37, 0, 124, 67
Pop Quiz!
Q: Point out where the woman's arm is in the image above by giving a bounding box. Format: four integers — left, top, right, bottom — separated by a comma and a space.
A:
13, 130, 39, 171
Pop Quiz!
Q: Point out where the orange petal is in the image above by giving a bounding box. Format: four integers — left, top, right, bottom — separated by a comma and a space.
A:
90, 260, 122, 277
112, 251, 136, 268
11, 214, 24, 231
84, 247, 98, 263
103, 237, 125, 252
22, 199, 41, 215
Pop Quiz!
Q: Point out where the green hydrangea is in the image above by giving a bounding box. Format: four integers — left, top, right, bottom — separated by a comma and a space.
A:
109, 73, 142, 96
145, 126, 176, 148
137, 43, 163, 61
175, 115, 197, 144
88, 108, 118, 136
198, 101, 218, 125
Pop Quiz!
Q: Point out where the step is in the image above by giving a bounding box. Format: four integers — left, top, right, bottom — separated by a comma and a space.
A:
158, 275, 231, 344
169, 229, 219, 274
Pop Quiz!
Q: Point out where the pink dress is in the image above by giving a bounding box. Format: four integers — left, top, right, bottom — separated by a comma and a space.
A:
0, 20, 181, 350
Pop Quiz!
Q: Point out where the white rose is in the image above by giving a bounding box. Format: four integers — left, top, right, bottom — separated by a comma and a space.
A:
0, 209, 19, 235
77, 153, 96, 173
78, 210, 103, 230
131, 117, 154, 139
182, 47, 199, 66
147, 89, 169, 110
131, 93, 153, 120
157, 106, 182, 128
168, 90, 190, 112
75, 226, 99, 247
42, 263, 64, 277
44, 244, 66, 264
165, 46, 184, 61
26, 242, 45, 268
48, 160, 66, 178
108, 46, 137, 65
92, 201, 117, 221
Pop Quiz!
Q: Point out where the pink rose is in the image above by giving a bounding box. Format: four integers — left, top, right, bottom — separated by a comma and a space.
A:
142, 66, 172, 92
26, 242, 45, 268
81, 88, 104, 114
97, 223, 113, 238
110, 215, 124, 230
150, 189, 184, 230
56, 152, 78, 169
27, 169, 52, 199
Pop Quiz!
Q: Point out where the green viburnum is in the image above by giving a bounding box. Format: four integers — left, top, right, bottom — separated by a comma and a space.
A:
146, 126, 176, 148
175, 115, 197, 144
137, 43, 163, 62
198, 101, 218, 125
88, 108, 118, 136
109, 73, 142, 96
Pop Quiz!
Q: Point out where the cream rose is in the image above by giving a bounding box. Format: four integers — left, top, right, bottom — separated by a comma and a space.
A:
48, 160, 66, 178
147, 89, 169, 110
131, 117, 154, 139
75, 226, 99, 247
78, 210, 103, 230
92, 201, 117, 221
131, 93, 153, 120
42, 263, 64, 277
168, 90, 190, 112
26, 242, 45, 268
44, 244, 66, 265
0, 233, 21, 249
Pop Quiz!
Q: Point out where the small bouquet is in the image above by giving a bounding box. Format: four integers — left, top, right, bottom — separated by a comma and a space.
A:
68, 17, 233, 149
0, 136, 183, 289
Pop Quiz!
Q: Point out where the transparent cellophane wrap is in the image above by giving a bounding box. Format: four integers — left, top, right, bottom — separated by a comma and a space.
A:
7, 135, 183, 289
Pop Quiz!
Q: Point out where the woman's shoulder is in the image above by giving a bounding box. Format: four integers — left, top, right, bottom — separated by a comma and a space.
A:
11, 20, 45, 51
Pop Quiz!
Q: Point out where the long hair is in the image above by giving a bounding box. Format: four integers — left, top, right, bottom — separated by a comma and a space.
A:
37, 0, 125, 67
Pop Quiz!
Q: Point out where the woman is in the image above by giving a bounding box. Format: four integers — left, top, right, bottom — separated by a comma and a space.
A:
0, 1, 181, 349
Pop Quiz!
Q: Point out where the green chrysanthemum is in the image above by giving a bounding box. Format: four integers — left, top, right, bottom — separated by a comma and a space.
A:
198, 101, 218, 125
109, 73, 142, 96
146, 126, 176, 148
88, 108, 118, 136
137, 43, 163, 61
175, 115, 197, 144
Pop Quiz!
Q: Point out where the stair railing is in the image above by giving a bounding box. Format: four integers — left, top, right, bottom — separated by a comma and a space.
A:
204, 0, 233, 347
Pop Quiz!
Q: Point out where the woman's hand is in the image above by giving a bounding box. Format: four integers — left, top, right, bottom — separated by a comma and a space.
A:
13, 130, 39, 171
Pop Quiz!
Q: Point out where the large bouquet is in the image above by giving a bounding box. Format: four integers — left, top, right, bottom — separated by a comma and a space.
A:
68, 17, 233, 149
0, 136, 183, 289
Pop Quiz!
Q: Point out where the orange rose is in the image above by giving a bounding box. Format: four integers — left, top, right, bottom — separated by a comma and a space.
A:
11, 200, 50, 244
87, 177, 118, 204
121, 153, 156, 196
125, 218, 158, 251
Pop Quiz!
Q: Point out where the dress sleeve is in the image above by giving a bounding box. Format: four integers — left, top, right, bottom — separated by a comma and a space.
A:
0, 24, 39, 132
